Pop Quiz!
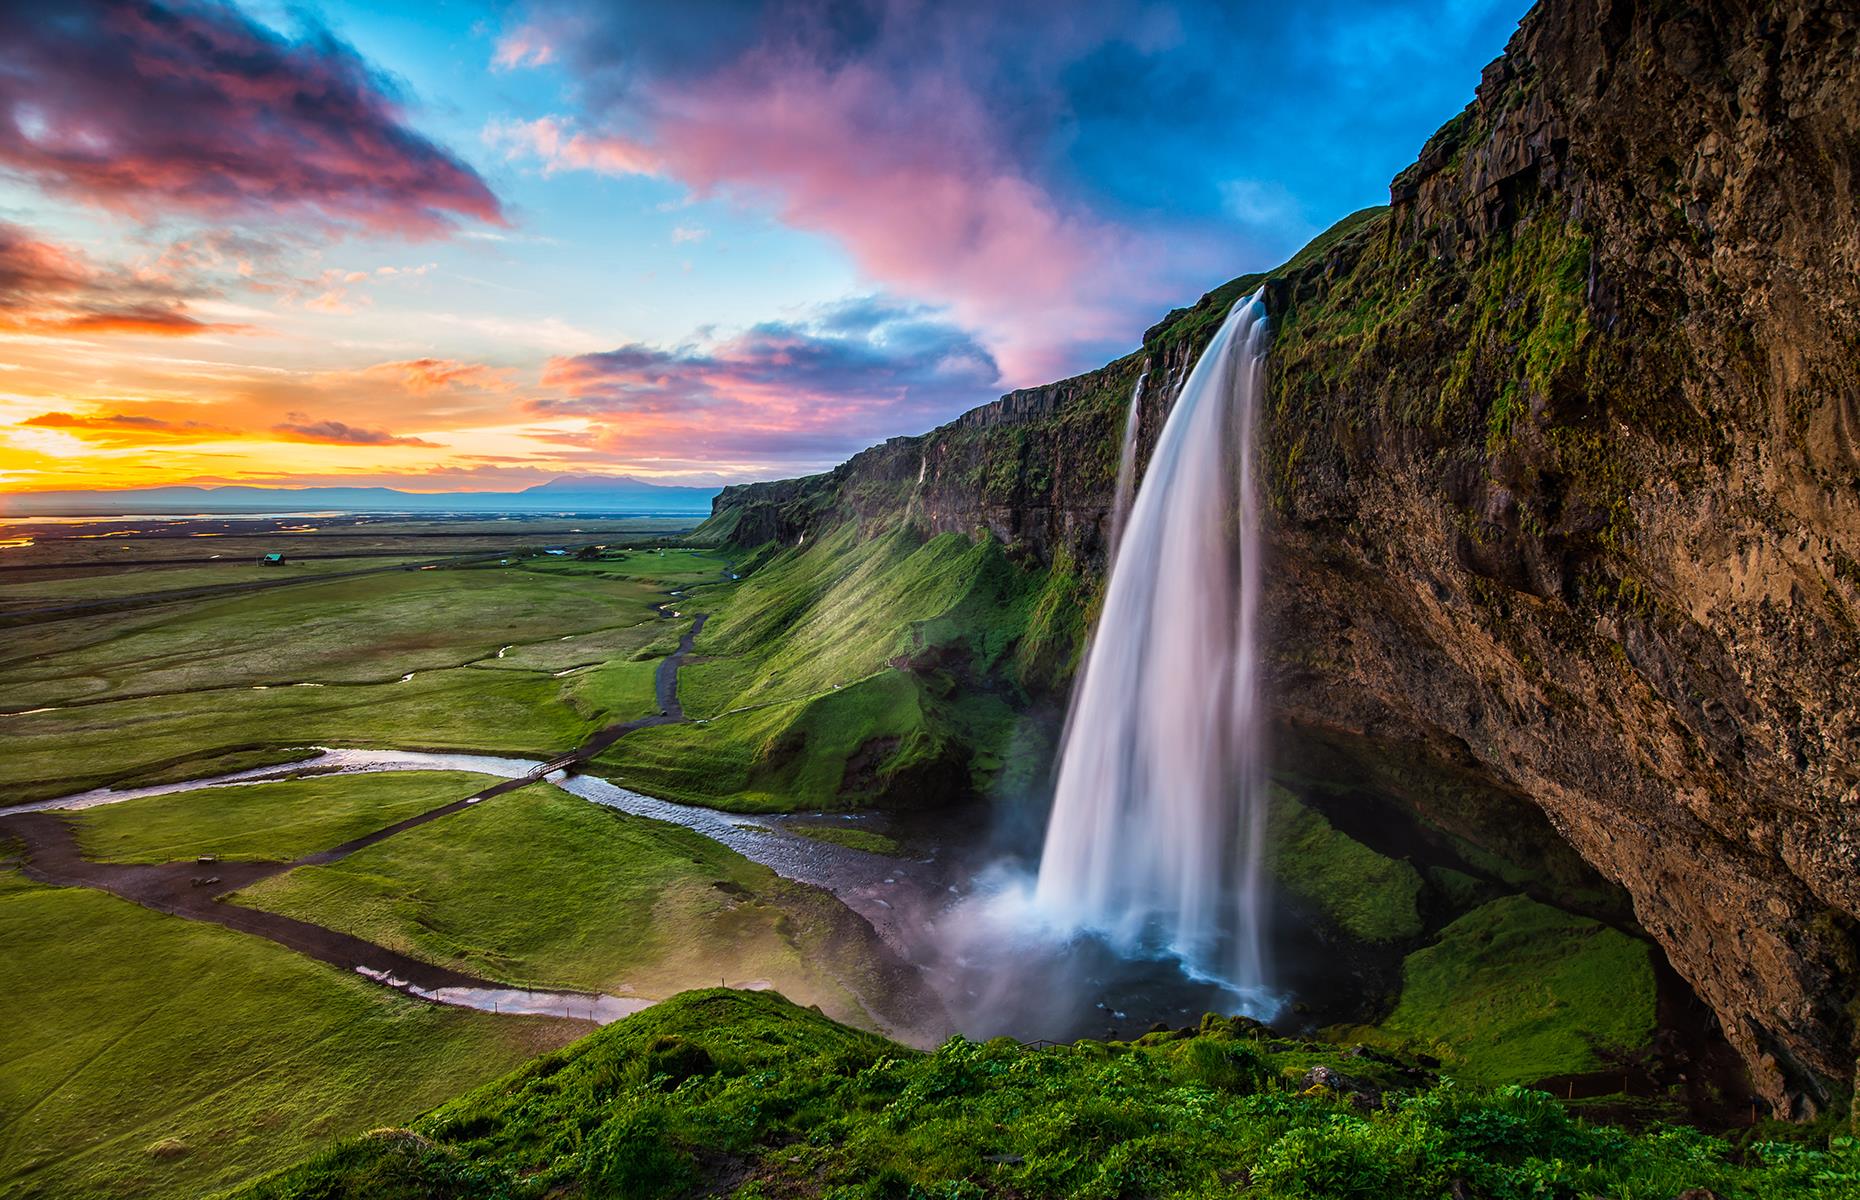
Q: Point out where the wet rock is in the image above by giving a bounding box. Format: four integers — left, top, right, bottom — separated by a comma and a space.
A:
1298, 1064, 1383, 1109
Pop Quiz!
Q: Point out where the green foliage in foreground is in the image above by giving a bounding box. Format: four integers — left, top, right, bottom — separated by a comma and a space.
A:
0, 870, 574, 1200
1345, 895, 1658, 1084
243, 989, 1857, 1200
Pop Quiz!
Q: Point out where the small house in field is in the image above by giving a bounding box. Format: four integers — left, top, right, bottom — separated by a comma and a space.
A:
261, 552, 286, 565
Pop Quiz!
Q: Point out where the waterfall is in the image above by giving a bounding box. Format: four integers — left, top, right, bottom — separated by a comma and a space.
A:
1033, 288, 1271, 997
1107, 368, 1147, 562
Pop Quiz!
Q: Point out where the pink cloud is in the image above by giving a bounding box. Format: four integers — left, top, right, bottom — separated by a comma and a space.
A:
272, 414, 439, 447
486, 3, 1243, 383
493, 24, 558, 70
483, 116, 662, 178
532, 296, 998, 464
361, 358, 517, 395
0, 219, 244, 337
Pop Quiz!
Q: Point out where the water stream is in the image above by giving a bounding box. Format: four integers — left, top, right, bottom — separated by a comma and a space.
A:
16, 748, 918, 936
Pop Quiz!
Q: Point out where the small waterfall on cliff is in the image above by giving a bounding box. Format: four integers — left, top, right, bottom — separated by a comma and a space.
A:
1032, 288, 1272, 998
1108, 368, 1148, 561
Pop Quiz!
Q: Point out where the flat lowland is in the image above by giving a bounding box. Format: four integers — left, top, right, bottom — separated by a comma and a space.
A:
231, 781, 900, 1024
0, 547, 721, 803
0, 867, 577, 1200
67, 770, 501, 864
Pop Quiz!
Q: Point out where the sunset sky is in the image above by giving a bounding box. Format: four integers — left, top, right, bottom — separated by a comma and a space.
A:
0, 0, 1525, 493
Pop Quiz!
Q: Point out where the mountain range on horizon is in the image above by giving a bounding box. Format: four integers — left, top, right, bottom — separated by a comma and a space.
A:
0, 474, 722, 517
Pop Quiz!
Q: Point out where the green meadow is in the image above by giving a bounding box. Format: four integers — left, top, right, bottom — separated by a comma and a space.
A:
68, 771, 496, 864
231, 782, 901, 1024
0, 554, 710, 803
0, 867, 577, 1200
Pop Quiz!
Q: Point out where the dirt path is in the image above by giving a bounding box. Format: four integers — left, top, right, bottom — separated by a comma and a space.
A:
0, 809, 519, 997
0, 574, 723, 1021
571, 612, 707, 761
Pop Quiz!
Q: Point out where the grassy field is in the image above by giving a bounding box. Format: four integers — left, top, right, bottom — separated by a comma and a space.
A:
0, 868, 579, 1200
0, 562, 672, 708
240, 988, 1851, 1200
0, 555, 704, 804
231, 783, 899, 1025
0, 669, 598, 803
0, 557, 435, 610
68, 771, 492, 864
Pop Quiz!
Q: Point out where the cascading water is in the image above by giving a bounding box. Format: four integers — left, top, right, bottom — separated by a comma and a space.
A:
1032, 287, 1272, 1003
1107, 368, 1147, 561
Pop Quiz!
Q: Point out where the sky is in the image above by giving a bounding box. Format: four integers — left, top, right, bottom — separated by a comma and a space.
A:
0, 0, 1528, 493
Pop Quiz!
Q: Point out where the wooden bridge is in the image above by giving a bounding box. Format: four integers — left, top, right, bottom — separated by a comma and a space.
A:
533, 755, 581, 778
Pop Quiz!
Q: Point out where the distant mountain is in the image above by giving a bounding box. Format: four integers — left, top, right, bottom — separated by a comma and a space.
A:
0, 475, 721, 517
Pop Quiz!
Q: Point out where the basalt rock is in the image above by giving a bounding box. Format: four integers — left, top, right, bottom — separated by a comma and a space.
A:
705, 0, 1860, 1117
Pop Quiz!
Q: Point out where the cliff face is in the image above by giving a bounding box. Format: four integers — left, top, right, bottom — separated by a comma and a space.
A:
706, 0, 1860, 1116
1260, 0, 1860, 1118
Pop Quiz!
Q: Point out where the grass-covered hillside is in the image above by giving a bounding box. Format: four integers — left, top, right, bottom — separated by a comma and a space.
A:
595, 525, 1087, 812
243, 988, 1857, 1200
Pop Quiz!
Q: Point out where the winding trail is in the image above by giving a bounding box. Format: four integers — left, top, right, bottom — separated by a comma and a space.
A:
0, 569, 790, 1027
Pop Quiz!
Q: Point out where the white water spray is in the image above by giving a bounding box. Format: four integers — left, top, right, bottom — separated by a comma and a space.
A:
1033, 288, 1272, 1003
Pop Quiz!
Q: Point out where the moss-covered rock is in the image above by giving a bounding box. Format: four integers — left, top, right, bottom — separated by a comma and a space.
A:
1266, 789, 1425, 944
1348, 895, 1657, 1085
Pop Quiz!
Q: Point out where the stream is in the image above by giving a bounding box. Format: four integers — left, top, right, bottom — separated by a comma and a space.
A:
16, 747, 1242, 1040
16, 747, 931, 942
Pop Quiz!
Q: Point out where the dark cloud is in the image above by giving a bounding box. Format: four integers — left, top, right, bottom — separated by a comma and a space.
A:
272, 415, 439, 447
0, 0, 502, 235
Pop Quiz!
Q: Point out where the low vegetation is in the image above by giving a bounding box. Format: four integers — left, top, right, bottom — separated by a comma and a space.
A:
0, 868, 575, 1200
70, 770, 493, 864
242, 988, 1856, 1200
1348, 895, 1658, 1085
596, 526, 1053, 812
1266, 789, 1425, 943
232, 782, 895, 1022
0, 556, 689, 803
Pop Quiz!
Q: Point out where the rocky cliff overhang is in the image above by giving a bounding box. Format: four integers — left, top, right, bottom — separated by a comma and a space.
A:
701, 0, 1860, 1118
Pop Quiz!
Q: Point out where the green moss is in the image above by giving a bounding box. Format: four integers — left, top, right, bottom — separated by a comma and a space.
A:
242, 988, 1852, 1200
786, 823, 901, 856
1267, 789, 1426, 943
1364, 895, 1657, 1084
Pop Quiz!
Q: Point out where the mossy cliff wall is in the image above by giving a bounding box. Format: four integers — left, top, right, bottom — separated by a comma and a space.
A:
705, 0, 1860, 1116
